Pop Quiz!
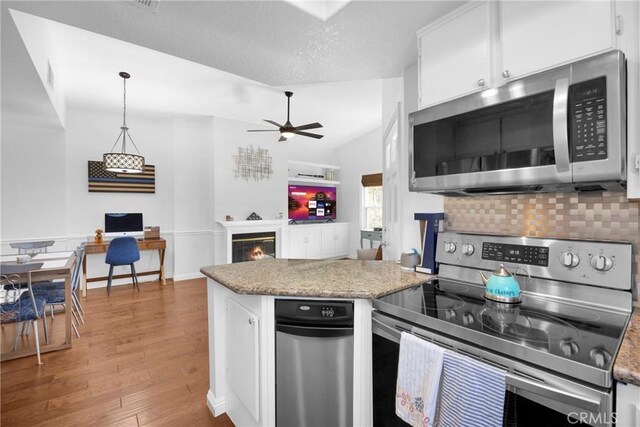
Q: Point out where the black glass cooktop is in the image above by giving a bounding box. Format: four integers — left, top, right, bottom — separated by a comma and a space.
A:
375, 279, 629, 372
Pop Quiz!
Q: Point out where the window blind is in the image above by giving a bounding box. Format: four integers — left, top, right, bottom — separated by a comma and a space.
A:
361, 173, 383, 187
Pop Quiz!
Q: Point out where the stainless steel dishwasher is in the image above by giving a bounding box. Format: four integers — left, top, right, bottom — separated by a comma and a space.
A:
275, 299, 354, 427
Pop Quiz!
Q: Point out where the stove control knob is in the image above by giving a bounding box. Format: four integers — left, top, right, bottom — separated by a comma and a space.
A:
444, 242, 457, 253
560, 252, 580, 268
462, 244, 475, 256
589, 348, 612, 368
445, 308, 457, 321
559, 340, 579, 357
590, 255, 613, 271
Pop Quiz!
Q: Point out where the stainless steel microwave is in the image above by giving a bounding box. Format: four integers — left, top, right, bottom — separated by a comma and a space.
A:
409, 50, 626, 195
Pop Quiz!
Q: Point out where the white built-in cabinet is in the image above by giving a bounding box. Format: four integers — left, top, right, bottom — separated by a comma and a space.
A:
288, 223, 349, 259
418, 1, 618, 108
500, 1, 616, 81
418, 1, 492, 108
289, 226, 322, 259
320, 223, 349, 258
616, 381, 640, 426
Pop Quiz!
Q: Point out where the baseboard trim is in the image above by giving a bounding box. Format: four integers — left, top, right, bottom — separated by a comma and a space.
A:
173, 272, 206, 281
206, 390, 226, 417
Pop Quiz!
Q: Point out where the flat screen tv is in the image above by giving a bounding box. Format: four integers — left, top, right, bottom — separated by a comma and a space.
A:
288, 185, 336, 222
105, 213, 144, 237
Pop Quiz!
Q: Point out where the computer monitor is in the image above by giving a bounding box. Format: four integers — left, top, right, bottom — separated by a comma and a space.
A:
104, 213, 144, 237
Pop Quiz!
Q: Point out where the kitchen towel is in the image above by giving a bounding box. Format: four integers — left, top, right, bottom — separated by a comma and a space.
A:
395, 332, 445, 427
435, 350, 507, 427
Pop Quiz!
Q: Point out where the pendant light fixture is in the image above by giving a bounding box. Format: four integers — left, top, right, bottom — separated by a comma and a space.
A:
103, 71, 145, 174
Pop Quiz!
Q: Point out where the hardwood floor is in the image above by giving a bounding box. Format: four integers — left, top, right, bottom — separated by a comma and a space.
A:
1, 278, 234, 426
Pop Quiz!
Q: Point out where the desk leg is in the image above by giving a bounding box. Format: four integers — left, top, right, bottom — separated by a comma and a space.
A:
82, 254, 87, 298
159, 248, 166, 286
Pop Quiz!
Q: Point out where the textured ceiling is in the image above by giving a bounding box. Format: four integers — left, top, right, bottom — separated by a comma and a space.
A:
4, 0, 465, 86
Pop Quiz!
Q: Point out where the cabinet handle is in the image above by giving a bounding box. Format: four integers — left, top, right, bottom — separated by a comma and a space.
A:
502, 70, 510, 79
477, 78, 486, 87
248, 318, 254, 325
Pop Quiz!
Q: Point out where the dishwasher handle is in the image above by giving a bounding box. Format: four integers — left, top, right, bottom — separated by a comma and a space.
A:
277, 323, 354, 338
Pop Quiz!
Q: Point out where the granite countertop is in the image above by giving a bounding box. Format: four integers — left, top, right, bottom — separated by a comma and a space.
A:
614, 310, 640, 386
200, 258, 435, 299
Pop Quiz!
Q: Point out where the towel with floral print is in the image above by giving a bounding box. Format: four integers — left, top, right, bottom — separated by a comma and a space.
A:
395, 332, 445, 427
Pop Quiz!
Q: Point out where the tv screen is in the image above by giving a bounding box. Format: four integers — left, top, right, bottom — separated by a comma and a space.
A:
105, 213, 143, 234
288, 185, 336, 222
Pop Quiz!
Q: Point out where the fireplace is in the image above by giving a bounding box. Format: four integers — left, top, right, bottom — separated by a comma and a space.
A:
232, 232, 276, 263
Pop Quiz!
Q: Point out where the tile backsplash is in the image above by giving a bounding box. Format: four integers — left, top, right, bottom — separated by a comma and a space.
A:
443, 192, 639, 295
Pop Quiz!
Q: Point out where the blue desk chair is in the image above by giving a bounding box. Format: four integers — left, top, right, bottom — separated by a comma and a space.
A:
105, 237, 140, 294
0, 262, 47, 365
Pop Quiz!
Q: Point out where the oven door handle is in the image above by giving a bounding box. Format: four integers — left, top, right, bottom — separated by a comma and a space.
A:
552, 78, 571, 174
505, 372, 601, 414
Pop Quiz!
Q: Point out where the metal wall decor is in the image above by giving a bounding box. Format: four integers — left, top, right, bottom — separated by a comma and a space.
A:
233, 145, 274, 181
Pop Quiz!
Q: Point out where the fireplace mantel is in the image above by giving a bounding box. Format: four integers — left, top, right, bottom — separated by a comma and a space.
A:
217, 220, 288, 263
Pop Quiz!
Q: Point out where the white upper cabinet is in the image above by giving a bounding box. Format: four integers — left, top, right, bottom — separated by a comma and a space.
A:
418, 1, 491, 108
417, 1, 619, 109
500, 1, 616, 82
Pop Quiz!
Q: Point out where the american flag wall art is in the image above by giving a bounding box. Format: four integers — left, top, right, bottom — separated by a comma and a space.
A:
88, 161, 156, 193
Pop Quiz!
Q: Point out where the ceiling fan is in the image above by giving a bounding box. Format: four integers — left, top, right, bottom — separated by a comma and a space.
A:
247, 91, 324, 142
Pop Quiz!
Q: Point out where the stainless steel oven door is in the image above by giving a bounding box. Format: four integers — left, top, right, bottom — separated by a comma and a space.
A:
372, 312, 614, 427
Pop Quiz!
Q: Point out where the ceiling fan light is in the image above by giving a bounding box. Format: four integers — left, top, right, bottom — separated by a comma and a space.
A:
281, 130, 296, 139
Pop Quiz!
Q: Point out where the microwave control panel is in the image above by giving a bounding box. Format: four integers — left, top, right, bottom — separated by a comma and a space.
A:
482, 242, 549, 267
570, 77, 607, 162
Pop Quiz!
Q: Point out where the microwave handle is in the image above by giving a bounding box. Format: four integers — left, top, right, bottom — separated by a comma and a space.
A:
552, 78, 571, 173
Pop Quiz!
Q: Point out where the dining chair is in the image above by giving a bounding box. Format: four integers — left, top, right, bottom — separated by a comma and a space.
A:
28, 246, 85, 338
10, 240, 55, 255
105, 237, 140, 294
0, 262, 47, 365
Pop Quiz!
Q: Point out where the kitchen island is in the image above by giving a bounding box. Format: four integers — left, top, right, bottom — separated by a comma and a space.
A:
200, 258, 433, 427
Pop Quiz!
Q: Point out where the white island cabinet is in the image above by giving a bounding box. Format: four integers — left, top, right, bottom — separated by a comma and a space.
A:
201, 258, 434, 427
206, 278, 374, 427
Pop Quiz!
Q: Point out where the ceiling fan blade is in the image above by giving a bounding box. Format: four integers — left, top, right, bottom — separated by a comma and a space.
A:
278, 135, 287, 142
247, 129, 281, 132
294, 122, 323, 131
263, 119, 283, 128
296, 131, 324, 139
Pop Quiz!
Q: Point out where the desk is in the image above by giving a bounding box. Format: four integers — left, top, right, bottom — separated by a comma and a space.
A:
1, 251, 76, 362
360, 229, 383, 248
81, 238, 167, 297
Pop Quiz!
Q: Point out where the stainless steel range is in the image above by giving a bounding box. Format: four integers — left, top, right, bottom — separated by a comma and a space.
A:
372, 232, 633, 427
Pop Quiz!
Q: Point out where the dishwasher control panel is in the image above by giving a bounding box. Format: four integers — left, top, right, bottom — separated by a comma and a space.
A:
275, 299, 354, 326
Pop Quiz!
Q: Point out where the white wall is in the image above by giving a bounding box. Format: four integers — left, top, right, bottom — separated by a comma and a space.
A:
213, 116, 289, 223
1, 105, 219, 286
1, 120, 67, 241
334, 128, 383, 259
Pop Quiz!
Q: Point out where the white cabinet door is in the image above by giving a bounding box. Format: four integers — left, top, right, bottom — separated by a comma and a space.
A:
334, 223, 349, 257
501, 1, 615, 81
226, 297, 260, 423
418, 1, 491, 107
320, 226, 336, 258
306, 227, 322, 259
288, 227, 307, 259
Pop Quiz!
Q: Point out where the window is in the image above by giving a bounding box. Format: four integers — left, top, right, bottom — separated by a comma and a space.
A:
363, 186, 383, 229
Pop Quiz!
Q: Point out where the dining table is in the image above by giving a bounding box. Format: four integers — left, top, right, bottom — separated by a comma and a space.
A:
0, 250, 77, 362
